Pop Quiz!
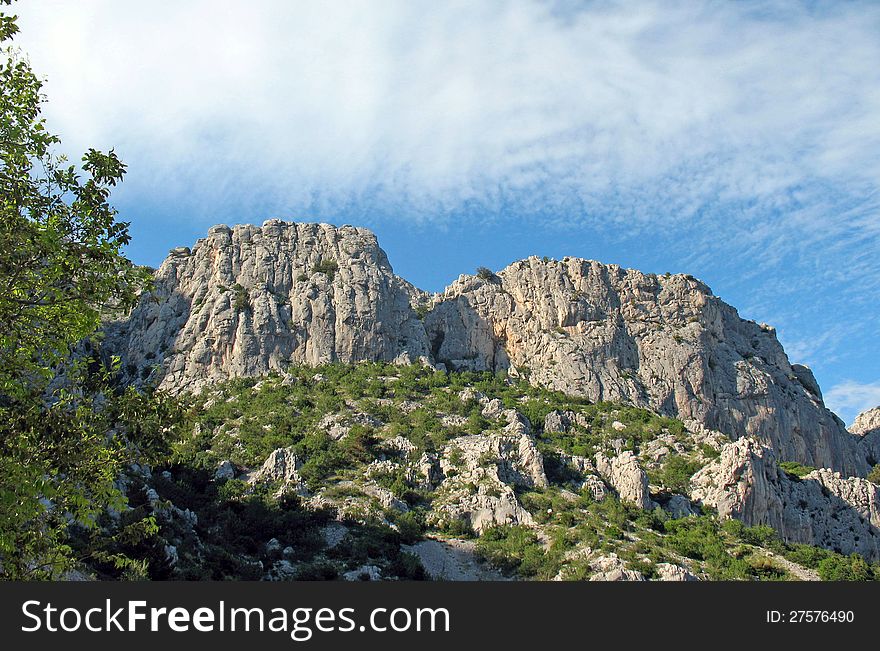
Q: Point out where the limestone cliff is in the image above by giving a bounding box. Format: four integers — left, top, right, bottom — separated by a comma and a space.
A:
104, 220, 430, 393
105, 220, 867, 476
690, 438, 880, 559
424, 257, 866, 475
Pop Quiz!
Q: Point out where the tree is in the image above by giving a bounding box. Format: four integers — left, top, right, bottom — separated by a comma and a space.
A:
0, 1, 155, 578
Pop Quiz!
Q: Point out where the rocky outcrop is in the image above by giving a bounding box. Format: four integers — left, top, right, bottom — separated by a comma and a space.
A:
594, 451, 654, 509
104, 221, 429, 394
105, 220, 866, 476
588, 554, 645, 581
248, 447, 305, 495
655, 563, 698, 581
430, 429, 547, 532
690, 438, 880, 559
851, 407, 880, 465
851, 407, 880, 436
423, 258, 866, 476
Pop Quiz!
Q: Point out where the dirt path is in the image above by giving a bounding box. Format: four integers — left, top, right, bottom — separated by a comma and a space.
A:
402, 537, 512, 581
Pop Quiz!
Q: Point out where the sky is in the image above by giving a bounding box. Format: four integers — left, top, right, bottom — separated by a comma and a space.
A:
10, 0, 880, 424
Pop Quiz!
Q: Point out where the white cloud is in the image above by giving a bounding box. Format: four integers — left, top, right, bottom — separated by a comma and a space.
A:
11, 0, 880, 222
826, 381, 880, 426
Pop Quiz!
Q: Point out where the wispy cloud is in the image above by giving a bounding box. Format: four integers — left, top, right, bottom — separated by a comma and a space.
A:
826, 381, 880, 426
14, 1, 880, 221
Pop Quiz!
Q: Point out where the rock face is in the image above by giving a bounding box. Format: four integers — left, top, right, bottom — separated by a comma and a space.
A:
852, 407, 880, 436
851, 407, 880, 465
594, 451, 653, 509
431, 427, 546, 533
104, 221, 429, 394
423, 257, 866, 476
690, 438, 880, 559
106, 220, 866, 476
248, 447, 305, 495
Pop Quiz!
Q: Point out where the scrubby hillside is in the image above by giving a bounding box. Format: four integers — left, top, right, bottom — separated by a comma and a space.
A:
74, 363, 880, 582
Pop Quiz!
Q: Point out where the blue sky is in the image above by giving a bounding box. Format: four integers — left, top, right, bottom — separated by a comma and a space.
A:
12, 0, 880, 424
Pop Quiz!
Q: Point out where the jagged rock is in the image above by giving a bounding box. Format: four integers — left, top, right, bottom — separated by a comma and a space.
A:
361, 482, 409, 513
589, 554, 645, 581
433, 484, 534, 534
266, 538, 281, 553
321, 523, 348, 549
267, 560, 297, 581
594, 451, 654, 509
105, 221, 865, 475
424, 257, 866, 475
343, 565, 382, 581
432, 429, 542, 532
416, 452, 443, 490
544, 410, 572, 433
214, 460, 235, 480
655, 563, 698, 581
852, 407, 880, 465
443, 429, 548, 490
664, 494, 698, 518
249, 447, 305, 495
851, 407, 880, 436
380, 436, 417, 458
580, 475, 609, 502
104, 221, 430, 394
691, 438, 880, 559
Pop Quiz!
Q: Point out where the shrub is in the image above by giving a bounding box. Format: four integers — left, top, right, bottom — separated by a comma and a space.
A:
657, 455, 702, 493
778, 461, 816, 479
817, 553, 873, 581
312, 259, 339, 281
867, 464, 880, 484
476, 266, 496, 282
231, 283, 250, 312
476, 525, 550, 576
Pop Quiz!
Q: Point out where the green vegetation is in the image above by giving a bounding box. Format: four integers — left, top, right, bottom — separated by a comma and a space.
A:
868, 464, 880, 484
778, 461, 816, 479
312, 259, 339, 281
476, 266, 496, 282
0, 3, 162, 579
231, 283, 250, 312
654, 455, 703, 493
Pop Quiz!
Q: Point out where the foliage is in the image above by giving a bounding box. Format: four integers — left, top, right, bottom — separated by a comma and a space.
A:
0, 4, 159, 578
778, 460, 816, 480
817, 553, 874, 581
231, 283, 250, 312
656, 455, 703, 493
312, 258, 339, 281
867, 464, 880, 484
476, 266, 496, 282
476, 524, 557, 578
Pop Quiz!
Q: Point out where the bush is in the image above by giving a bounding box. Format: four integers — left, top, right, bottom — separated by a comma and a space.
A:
475, 525, 553, 577
817, 553, 873, 581
867, 464, 880, 484
312, 259, 339, 281
231, 283, 250, 312
778, 461, 816, 479
657, 455, 702, 493
476, 266, 496, 282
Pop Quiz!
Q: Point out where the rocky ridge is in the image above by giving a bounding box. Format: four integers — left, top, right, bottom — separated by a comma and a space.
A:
105, 220, 867, 477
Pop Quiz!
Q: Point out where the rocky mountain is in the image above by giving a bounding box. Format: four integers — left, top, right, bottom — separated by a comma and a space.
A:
104, 219, 867, 476
104, 221, 430, 393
